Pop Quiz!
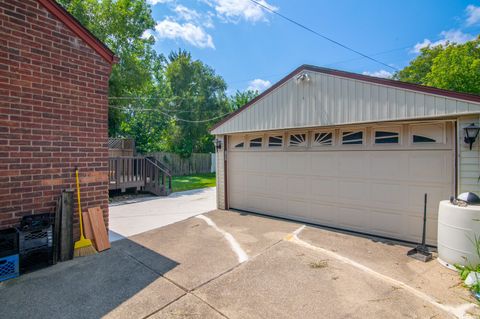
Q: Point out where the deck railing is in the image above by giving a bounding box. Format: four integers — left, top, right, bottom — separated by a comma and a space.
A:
108, 156, 172, 196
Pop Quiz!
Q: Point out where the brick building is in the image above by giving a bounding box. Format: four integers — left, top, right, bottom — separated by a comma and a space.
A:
0, 0, 116, 236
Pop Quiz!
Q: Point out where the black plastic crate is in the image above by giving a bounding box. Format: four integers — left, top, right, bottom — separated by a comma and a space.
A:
19, 213, 53, 231
19, 247, 52, 273
0, 228, 18, 258
18, 226, 53, 273
18, 226, 53, 253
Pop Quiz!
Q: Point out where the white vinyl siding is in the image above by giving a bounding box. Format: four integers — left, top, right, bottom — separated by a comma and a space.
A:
458, 115, 480, 195
216, 135, 226, 209
212, 71, 480, 135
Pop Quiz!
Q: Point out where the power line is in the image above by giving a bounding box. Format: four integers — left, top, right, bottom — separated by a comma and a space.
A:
248, 0, 398, 71
226, 46, 410, 85
322, 45, 412, 68
109, 101, 221, 114
108, 96, 191, 100
108, 105, 230, 123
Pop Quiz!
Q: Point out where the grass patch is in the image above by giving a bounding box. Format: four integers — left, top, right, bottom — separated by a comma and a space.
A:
172, 173, 216, 193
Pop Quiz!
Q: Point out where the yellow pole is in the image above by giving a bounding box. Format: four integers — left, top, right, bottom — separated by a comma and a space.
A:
75, 168, 86, 240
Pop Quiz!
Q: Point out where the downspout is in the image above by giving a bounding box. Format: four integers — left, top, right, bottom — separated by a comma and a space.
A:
224, 135, 229, 209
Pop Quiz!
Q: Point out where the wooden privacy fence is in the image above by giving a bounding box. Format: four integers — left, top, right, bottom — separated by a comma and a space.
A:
148, 152, 212, 176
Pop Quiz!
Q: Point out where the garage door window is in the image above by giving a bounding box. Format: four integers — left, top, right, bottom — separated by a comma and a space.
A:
374, 130, 400, 144
268, 135, 283, 147
410, 124, 445, 144
342, 131, 363, 145
312, 132, 333, 146
234, 142, 244, 148
289, 133, 307, 147
249, 137, 263, 148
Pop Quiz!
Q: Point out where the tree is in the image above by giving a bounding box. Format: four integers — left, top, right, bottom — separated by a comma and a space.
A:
393, 46, 443, 84
394, 37, 480, 95
229, 90, 259, 111
162, 50, 229, 157
57, 0, 162, 136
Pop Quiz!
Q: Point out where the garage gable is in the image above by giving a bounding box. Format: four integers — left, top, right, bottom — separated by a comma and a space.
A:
212, 65, 480, 135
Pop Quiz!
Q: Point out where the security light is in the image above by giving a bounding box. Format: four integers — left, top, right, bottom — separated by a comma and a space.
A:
463, 123, 480, 150
296, 73, 310, 83
214, 139, 223, 150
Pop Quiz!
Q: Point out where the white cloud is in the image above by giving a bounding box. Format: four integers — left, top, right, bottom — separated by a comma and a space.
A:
208, 0, 278, 23
146, 0, 172, 5
362, 70, 393, 79
247, 79, 271, 92
141, 29, 155, 40
412, 29, 474, 53
174, 5, 201, 21
173, 5, 215, 28
154, 19, 215, 49
466, 5, 480, 26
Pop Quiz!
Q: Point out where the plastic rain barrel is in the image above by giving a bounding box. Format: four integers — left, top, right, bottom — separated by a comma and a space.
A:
437, 200, 480, 270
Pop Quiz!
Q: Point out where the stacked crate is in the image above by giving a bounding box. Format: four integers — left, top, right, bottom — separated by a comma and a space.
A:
17, 214, 53, 273
0, 229, 19, 282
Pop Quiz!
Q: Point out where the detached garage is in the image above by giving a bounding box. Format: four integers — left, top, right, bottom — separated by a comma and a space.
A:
211, 65, 480, 245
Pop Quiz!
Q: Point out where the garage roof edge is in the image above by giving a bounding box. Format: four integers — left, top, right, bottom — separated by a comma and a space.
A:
211, 65, 480, 133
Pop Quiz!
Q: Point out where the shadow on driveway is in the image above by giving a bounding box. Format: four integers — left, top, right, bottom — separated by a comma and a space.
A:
0, 239, 181, 319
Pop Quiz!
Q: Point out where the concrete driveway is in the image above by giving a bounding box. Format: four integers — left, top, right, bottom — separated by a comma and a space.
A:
109, 187, 216, 239
1, 210, 479, 319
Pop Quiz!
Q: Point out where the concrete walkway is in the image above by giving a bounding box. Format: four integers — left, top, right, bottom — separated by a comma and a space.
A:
1, 210, 478, 318
109, 187, 216, 240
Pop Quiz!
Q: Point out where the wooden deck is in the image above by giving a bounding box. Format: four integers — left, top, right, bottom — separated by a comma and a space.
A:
108, 156, 172, 196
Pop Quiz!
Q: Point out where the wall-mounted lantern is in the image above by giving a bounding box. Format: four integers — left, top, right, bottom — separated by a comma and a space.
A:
296, 72, 310, 83
464, 123, 480, 150
214, 138, 223, 150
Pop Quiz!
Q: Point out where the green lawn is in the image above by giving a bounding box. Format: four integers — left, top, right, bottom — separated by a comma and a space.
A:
171, 173, 216, 192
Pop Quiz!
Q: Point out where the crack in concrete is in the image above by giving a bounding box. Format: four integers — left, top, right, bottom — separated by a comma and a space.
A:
196, 214, 248, 263
287, 225, 477, 319
119, 248, 230, 319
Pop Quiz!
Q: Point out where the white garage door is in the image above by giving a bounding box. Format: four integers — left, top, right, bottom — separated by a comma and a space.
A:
228, 123, 454, 245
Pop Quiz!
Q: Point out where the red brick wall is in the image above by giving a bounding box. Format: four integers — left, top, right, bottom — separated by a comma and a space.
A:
0, 0, 112, 238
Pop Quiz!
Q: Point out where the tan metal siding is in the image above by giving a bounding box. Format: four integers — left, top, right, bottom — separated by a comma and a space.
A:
212, 71, 480, 135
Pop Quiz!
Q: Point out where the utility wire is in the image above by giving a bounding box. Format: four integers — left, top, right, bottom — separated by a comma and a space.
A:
109, 96, 194, 100
108, 44, 409, 95
322, 45, 412, 68
248, 0, 398, 71
109, 101, 218, 114
108, 105, 230, 123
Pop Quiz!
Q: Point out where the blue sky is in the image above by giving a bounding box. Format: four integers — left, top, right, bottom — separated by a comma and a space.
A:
145, 0, 480, 94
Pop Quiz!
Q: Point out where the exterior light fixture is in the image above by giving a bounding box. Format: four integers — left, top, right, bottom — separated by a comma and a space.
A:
214, 139, 223, 150
296, 73, 310, 83
464, 123, 480, 150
